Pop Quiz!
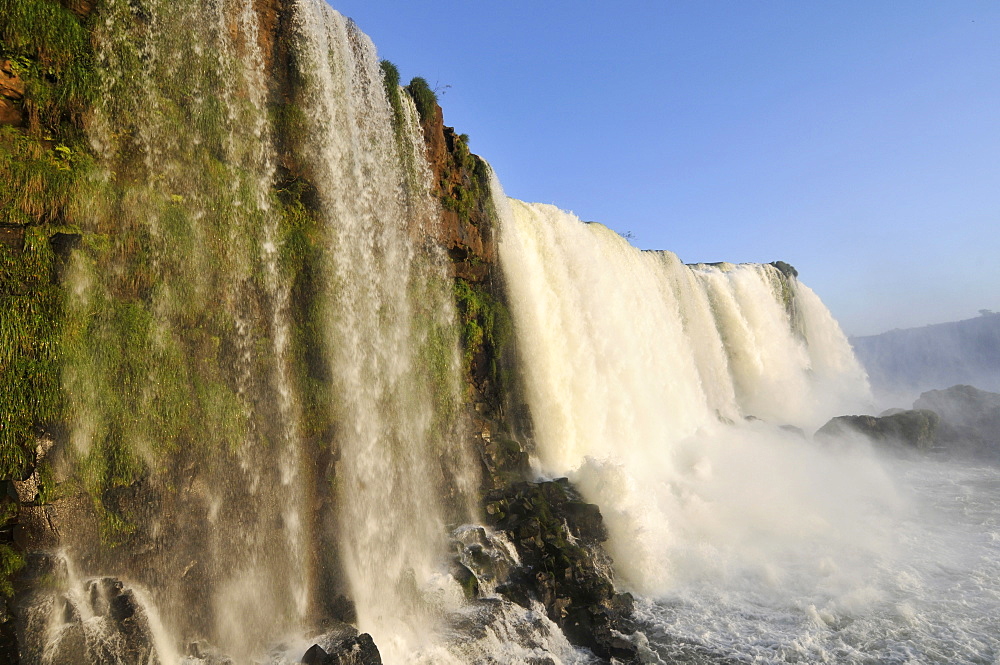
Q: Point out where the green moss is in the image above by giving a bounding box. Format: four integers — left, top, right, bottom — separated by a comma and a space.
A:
0, 0, 96, 133
0, 544, 23, 597
0, 228, 63, 479
453, 278, 514, 400
380, 60, 405, 129
277, 178, 334, 444
0, 126, 93, 228
440, 143, 494, 232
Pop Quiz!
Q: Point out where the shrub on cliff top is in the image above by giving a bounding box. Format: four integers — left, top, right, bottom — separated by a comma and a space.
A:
405, 76, 437, 123
379, 59, 404, 126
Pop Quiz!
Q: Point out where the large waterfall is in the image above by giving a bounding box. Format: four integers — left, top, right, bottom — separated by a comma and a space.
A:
7, 1, 1000, 664
495, 192, 882, 591
494, 194, 1000, 663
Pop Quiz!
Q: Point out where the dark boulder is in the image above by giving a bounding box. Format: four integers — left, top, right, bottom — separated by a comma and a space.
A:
483, 478, 638, 663
816, 410, 939, 451
913, 384, 1000, 458
301, 633, 381, 665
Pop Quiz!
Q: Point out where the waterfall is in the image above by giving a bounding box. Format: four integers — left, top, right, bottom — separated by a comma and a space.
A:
288, 3, 473, 660
12, 0, 1000, 662
494, 191, 887, 596
35, 0, 473, 662
59, 0, 316, 660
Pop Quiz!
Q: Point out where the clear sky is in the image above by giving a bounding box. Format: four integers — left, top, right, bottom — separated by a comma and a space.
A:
329, 1, 999, 337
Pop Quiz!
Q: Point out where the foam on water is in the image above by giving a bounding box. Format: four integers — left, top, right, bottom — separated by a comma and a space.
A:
637, 459, 1000, 664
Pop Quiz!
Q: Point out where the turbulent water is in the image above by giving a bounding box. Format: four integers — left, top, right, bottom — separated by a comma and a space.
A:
495, 194, 1000, 664
18, 1, 1000, 664
636, 458, 1000, 664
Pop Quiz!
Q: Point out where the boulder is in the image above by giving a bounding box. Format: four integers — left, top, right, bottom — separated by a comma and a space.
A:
300, 633, 381, 665
483, 478, 639, 663
913, 384, 1000, 458
816, 410, 939, 451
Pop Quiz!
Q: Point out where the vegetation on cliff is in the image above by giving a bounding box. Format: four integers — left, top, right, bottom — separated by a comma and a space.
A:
1, 4, 639, 661
1, 0, 98, 605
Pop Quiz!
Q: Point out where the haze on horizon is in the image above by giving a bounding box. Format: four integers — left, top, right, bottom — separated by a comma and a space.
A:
331, 1, 999, 337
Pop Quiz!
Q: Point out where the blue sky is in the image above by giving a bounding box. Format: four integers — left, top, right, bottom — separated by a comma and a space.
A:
330, 1, 1000, 336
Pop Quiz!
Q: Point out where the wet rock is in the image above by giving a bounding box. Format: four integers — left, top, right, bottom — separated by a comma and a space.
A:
58, 0, 97, 18
301, 633, 381, 665
779, 424, 806, 438
0, 60, 25, 127
0, 596, 17, 665
816, 410, 939, 451
301, 644, 329, 664
913, 384, 1000, 458
483, 478, 639, 663
452, 525, 519, 596
15, 567, 159, 665
451, 560, 479, 599
0, 227, 25, 252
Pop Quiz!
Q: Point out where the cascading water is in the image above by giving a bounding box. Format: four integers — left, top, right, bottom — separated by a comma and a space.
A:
60, 0, 312, 660
495, 190, 1000, 663
27, 0, 481, 662
287, 3, 476, 660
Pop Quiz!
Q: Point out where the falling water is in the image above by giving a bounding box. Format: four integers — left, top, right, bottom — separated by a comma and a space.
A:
28, 0, 488, 659
495, 192, 1000, 663
495, 193, 880, 590
288, 3, 474, 660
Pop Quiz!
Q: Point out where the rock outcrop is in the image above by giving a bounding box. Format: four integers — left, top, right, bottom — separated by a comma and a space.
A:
0, 60, 25, 127
483, 479, 640, 663
301, 634, 382, 665
913, 385, 1000, 459
818, 385, 1000, 462
816, 410, 940, 451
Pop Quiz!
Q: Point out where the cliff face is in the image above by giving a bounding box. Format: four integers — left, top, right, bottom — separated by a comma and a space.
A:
0, 1, 635, 662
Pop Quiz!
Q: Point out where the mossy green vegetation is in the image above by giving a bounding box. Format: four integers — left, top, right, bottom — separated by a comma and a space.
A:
0, 493, 22, 598
453, 277, 514, 401
440, 136, 494, 232
0, 0, 98, 597
0, 228, 63, 480
405, 76, 438, 123
379, 59, 405, 129
277, 177, 335, 445
0, 0, 95, 133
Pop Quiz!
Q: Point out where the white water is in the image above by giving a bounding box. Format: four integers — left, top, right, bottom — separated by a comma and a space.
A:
289, 3, 478, 661
640, 458, 1000, 664
495, 192, 1000, 663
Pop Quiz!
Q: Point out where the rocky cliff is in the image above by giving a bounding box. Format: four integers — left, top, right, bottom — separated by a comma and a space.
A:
0, 1, 636, 662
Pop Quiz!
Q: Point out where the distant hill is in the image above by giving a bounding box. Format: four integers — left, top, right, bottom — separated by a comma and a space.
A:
851, 312, 1000, 403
